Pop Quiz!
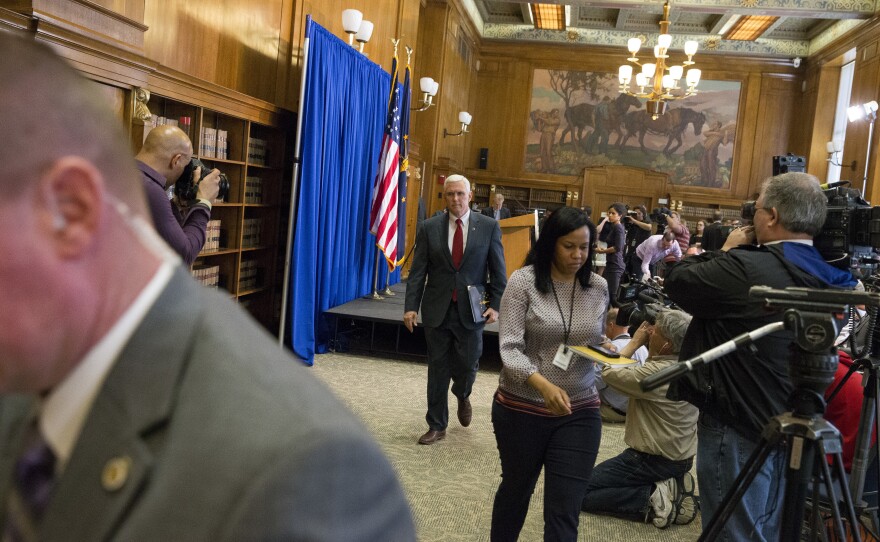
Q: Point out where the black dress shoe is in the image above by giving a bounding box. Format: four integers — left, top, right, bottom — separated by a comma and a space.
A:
418, 429, 446, 445
457, 397, 472, 427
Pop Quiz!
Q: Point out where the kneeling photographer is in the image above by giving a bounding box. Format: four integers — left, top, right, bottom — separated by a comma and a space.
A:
663, 172, 858, 541
136, 125, 223, 265
582, 309, 699, 529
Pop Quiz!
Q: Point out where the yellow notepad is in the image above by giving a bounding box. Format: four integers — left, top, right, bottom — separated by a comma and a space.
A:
569, 346, 640, 367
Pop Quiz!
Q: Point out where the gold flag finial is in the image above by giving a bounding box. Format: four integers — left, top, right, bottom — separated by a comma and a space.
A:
405, 46, 413, 65
391, 38, 400, 56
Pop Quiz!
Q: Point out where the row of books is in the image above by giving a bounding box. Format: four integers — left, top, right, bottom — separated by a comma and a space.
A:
248, 138, 268, 166
143, 116, 193, 142
202, 220, 222, 252
200, 127, 229, 160
191, 265, 220, 288
238, 260, 262, 292
242, 218, 264, 248
244, 176, 264, 204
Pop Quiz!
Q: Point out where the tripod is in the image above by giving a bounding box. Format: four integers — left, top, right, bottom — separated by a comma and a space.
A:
699, 347, 860, 542
642, 286, 880, 541
824, 306, 880, 537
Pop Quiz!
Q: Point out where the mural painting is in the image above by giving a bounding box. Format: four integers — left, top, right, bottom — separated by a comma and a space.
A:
526, 69, 741, 189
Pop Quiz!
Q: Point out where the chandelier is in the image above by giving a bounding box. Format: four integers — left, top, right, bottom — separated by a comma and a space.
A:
617, 1, 701, 120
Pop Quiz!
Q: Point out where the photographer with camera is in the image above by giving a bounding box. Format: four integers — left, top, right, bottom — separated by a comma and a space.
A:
595, 203, 627, 306
663, 172, 858, 541
663, 210, 690, 254
623, 205, 652, 274
136, 126, 221, 265
582, 309, 698, 529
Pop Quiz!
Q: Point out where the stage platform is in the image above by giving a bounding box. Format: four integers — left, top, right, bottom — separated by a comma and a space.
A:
324, 281, 500, 361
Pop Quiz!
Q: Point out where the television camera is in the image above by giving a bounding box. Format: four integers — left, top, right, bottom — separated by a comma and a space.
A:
649, 207, 672, 224
740, 180, 880, 276
616, 277, 678, 329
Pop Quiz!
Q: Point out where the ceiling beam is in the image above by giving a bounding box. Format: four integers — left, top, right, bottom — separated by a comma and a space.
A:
475, 0, 873, 19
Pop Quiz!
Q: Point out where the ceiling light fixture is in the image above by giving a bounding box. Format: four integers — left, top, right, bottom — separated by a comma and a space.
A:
617, 1, 701, 119
530, 4, 566, 31
724, 15, 778, 41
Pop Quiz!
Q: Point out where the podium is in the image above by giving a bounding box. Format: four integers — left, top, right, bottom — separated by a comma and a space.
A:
498, 212, 538, 280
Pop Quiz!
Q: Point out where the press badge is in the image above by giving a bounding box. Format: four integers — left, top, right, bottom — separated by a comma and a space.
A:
553, 344, 573, 370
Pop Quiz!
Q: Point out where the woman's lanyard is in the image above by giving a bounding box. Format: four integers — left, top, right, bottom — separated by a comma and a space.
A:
550, 279, 576, 345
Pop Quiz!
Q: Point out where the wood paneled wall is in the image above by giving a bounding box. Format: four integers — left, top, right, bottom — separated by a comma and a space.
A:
412, 0, 481, 219
3, 0, 420, 110
807, 18, 880, 203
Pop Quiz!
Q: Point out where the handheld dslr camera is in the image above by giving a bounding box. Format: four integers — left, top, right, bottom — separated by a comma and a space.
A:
175, 158, 230, 203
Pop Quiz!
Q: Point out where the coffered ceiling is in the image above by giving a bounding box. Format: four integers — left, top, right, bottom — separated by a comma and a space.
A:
462, 0, 878, 59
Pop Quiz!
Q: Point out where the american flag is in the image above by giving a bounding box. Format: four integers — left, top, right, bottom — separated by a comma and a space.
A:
369, 56, 401, 269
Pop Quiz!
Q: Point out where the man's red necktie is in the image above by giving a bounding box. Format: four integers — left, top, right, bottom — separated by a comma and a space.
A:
452, 218, 463, 301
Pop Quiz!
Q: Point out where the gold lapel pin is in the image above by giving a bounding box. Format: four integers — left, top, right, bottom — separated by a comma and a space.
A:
102, 456, 132, 492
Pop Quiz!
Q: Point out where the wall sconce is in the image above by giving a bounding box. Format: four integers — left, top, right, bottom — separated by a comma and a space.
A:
847, 100, 879, 198
342, 10, 363, 46
825, 140, 856, 171
412, 77, 439, 112
342, 9, 372, 53
355, 20, 374, 53
443, 111, 472, 138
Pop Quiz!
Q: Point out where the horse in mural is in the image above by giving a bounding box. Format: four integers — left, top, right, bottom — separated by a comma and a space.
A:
619, 107, 707, 156
559, 103, 594, 146
558, 94, 643, 148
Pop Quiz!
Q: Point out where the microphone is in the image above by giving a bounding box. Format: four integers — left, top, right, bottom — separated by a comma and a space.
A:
819, 181, 850, 190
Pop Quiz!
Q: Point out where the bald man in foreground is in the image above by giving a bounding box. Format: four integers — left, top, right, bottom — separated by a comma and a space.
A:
135, 125, 220, 264
0, 32, 415, 541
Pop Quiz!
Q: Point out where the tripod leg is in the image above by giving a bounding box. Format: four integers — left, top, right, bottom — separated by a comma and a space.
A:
807, 481, 826, 542
699, 431, 780, 542
850, 370, 878, 507
821, 448, 863, 542
782, 436, 819, 542
822, 452, 861, 542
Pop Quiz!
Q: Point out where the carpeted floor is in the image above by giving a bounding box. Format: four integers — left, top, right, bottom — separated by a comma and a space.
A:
311, 352, 703, 541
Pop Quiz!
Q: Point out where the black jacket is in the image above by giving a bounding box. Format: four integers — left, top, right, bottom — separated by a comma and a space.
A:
664, 243, 855, 441
700, 221, 724, 251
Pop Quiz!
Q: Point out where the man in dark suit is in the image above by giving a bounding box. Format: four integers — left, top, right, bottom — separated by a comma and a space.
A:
481, 193, 512, 220
0, 32, 414, 541
404, 175, 507, 445
700, 209, 725, 251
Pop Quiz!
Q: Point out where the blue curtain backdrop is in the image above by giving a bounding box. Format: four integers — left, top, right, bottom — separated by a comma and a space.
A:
289, 18, 401, 364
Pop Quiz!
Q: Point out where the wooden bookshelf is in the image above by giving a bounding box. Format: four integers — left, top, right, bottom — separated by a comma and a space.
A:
132, 93, 286, 332
473, 181, 571, 217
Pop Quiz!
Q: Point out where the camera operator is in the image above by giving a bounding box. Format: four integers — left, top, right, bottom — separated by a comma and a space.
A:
663, 172, 858, 541
663, 211, 690, 254
624, 205, 652, 272
135, 126, 221, 265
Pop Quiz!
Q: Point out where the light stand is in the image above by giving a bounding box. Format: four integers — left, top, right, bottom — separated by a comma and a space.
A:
863, 118, 875, 200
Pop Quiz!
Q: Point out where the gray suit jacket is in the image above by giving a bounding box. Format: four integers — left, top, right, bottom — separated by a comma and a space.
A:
0, 269, 415, 541
405, 211, 507, 330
